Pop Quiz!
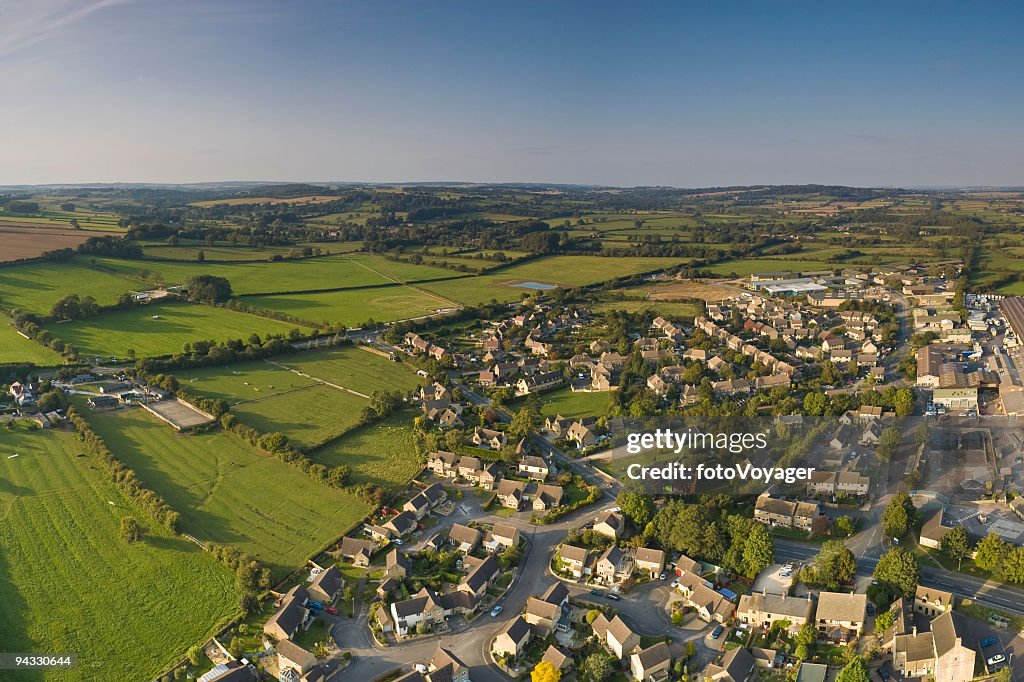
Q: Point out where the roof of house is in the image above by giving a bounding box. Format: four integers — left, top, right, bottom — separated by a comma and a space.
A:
738, 593, 813, 620
920, 508, 951, 544
276, 639, 317, 669
894, 631, 935, 663
309, 565, 344, 598
541, 645, 571, 669
931, 610, 971, 658
915, 585, 954, 608
706, 646, 755, 682
525, 595, 560, 621
463, 556, 499, 592
559, 544, 588, 563
606, 614, 636, 644
386, 511, 418, 534
634, 641, 671, 669
492, 522, 518, 541
265, 586, 308, 636
635, 547, 665, 566
387, 549, 410, 571
598, 545, 625, 567
448, 523, 481, 545
815, 591, 867, 623
499, 616, 532, 644
594, 509, 624, 529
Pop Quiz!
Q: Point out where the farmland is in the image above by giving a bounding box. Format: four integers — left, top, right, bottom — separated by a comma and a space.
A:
0, 428, 238, 682
176, 358, 374, 448
92, 253, 458, 295
0, 323, 63, 365
80, 405, 372, 578
0, 259, 139, 314
0, 224, 121, 263
244, 285, 454, 326
270, 345, 425, 395
309, 411, 422, 493
43, 301, 310, 358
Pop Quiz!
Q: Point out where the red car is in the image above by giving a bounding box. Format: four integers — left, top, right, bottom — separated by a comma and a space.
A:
325, 606, 337, 615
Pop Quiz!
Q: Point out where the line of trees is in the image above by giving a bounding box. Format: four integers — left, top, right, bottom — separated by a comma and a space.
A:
67, 407, 181, 531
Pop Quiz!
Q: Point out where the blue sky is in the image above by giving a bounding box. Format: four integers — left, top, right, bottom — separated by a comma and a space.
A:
1, 0, 1022, 186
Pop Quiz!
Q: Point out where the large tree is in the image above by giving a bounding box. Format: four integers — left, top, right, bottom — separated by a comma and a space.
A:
836, 657, 870, 682
531, 661, 561, 682
940, 526, 972, 567
810, 540, 857, 589
874, 548, 920, 599
741, 524, 774, 578
185, 274, 233, 304
617, 490, 655, 529
882, 492, 915, 539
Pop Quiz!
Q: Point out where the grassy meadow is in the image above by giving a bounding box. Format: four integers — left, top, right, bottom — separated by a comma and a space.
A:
79, 406, 372, 578
309, 411, 423, 493
44, 302, 310, 358
0, 428, 239, 682
0, 324, 63, 365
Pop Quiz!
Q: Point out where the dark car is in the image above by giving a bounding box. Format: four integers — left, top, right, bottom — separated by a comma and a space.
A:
711, 625, 724, 639
866, 603, 875, 616
590, 589, 604, 597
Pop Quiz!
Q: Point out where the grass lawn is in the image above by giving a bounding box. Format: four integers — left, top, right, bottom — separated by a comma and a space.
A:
44, 301, 311, 358
309, 411, 423, 494
0, 428, 239, 682
533, 386, 615, 419
274, 345, 425, 396
79, 405, 372, 578
244, 286, 450, 327
0, 323, 64, 365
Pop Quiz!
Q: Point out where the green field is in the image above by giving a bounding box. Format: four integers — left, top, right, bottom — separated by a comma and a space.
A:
79, 406, 372, 577
0, 260, 138, 314
419, 255, 687, 305
590, 300, 702, 318
531, 386, 615, 419
244, 285, 454, 326
705, 258, 839, 276
0, 428, 238, 682
231, 384, 369, 449
0, 324, 63, 365
273, 345, 425, 396
44, 302, 311, 358
93, 253, 457, 295
309, 411, 422, 492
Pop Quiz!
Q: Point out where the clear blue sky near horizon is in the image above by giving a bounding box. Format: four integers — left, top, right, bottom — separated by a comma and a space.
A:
1, 0, 1022, 187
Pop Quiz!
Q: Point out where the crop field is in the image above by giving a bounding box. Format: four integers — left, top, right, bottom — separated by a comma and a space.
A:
0, 224, 123, 262
0, 207, 123, 232
0, 428, 238, 682
309, 411, 422, 492
190, 195, 340, 207
80, 406, 372, 577
272, 345, 425, 396
44, 302, 310, 358
0, 323, 63, 365
705, 258, 839, 277
244, 285, 453, 326
0, 259, 138, 314
93, 253, 457, 294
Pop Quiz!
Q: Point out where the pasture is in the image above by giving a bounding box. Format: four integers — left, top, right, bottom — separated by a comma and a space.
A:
0, 259, 138, 314
44, 302, 310, 358
309, 411, 422, 493
535, 386, 615, 419
231, 384, 368, 449
0, 428, 239, 682
92, 253, 457, 295
244, 285, 453, 326
273, 345, 425, 396
0, 323, 63, 365
80, 406, 372, 578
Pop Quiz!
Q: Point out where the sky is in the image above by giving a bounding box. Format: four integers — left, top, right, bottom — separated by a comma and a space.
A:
1, 0, 1022, 187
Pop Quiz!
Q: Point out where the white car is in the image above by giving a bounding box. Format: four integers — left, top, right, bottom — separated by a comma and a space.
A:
987, 654, 1005, 666
671, 580, 679, 589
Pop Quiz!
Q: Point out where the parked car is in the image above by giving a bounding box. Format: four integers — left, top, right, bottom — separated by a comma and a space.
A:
866, 603, 875, 616
780, 571, 792, 578
307, 601, 323, 610
670, 580, 679, 589
325, 606, 337, 615
590, 589, 604, 597
711, 625, 724, 639
490, 605, 503, 617
987, 654, 1005, 666
980, 637, 998, 648
660, 572, 667, 580
606, 593, 621, 601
